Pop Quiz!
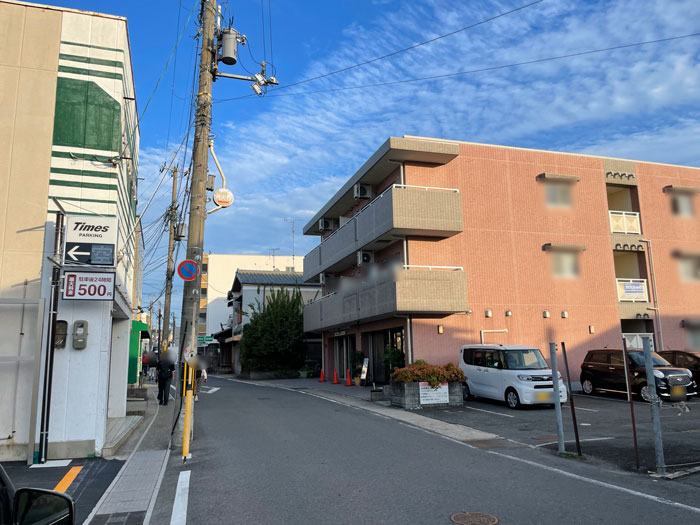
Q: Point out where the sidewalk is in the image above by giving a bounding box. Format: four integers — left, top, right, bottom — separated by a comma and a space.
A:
85, 381, 176, 525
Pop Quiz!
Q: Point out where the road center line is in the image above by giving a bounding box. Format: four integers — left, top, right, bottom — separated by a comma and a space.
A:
464, 405, 515, 418
170, 470, 191, 525
53, 466, 83, 493
534, 437, 614, 447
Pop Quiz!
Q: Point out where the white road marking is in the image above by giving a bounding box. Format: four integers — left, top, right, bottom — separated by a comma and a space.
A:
170, 470, 191, 525
170, 385, 176, 390
30, 459, 71, 468
581, 423, 592, 426
535, 436, 614, 447
202, 387, 220, 394
464, 405, 515, 418
573, 407, 599, 412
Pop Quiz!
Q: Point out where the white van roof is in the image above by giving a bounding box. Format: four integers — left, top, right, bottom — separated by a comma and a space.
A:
460, 344, 539, 351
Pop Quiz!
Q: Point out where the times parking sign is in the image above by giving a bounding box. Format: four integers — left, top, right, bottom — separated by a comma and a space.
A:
63, 216, 118, 267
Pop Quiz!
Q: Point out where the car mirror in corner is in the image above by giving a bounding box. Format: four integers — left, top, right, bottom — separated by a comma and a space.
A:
13, 487, 74, 525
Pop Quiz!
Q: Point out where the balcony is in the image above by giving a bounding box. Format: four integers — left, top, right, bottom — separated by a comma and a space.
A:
303, 184, 463, 281
609, 211, 641, 234
616, 278, 649, 302
303, 265, 468, 332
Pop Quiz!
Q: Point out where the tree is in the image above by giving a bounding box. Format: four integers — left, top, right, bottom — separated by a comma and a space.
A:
239, 287, 305, 371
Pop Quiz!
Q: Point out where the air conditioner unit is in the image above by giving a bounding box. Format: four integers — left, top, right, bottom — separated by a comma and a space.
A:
318, 218, 333, 231
353, 184, 372, 200
356, 250, 374, 266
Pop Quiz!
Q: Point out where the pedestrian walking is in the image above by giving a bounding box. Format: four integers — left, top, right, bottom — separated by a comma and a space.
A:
194, 356, 208, 402
157, 351, 175, 406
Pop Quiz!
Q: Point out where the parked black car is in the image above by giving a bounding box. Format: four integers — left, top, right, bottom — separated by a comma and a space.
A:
0, 464, 74, 525
658, 351, 700, 386
580, 348, 697, 401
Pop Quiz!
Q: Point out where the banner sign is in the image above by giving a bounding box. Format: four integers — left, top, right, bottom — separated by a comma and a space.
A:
623, 282, 646, 300
62, 271, 115, 301
360, 358, 369, 380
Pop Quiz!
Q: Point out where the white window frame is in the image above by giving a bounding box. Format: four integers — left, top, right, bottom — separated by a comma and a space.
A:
671, 193, 694, 217
544, 182, 573, 209
550, 251, 579, 279
679, 257, 700, 282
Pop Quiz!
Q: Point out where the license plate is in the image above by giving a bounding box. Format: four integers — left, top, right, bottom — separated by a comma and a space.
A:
536, 392, 553, 402
670, 386, 686, 398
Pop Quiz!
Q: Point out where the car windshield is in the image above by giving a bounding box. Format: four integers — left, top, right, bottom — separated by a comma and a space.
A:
628, 351, 672, 367
502, 349, 548, 370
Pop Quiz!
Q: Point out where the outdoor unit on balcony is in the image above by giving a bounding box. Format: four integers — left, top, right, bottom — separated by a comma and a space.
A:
318, 218, 333, 231
357, 250, 374, 266
353, 183, 372, 200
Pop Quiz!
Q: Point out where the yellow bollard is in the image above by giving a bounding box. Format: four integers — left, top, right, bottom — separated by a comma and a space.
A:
182, 364, 194, 463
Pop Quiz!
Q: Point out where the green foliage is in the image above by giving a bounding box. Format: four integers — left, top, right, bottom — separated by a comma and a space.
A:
391, 362, 466, 389
383, 344, 405, 372
240, 287, 305, 372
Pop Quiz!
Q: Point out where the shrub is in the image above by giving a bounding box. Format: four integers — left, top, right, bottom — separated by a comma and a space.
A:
391, 362, 466, 389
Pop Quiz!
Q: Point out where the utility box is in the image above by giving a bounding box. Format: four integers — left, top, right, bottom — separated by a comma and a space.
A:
72, 320, 88, 350
220, 28, 238, 65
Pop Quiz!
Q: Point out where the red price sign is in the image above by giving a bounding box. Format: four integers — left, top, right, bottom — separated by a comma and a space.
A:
63, 271, 115, 301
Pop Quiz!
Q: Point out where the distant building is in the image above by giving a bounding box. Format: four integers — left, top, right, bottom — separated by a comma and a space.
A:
0, 1, 141, 460
214, 270, 321, 374
303, 136, 700, 383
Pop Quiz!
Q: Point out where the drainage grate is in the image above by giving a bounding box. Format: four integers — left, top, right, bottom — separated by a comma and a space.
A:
450, 512, 499, 524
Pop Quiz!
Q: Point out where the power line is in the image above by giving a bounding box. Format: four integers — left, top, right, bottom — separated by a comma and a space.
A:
214, 31, 700, 102
271, 0, 544, 92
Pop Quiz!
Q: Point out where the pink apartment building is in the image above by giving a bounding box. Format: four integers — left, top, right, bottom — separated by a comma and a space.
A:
302, 136, 700, 383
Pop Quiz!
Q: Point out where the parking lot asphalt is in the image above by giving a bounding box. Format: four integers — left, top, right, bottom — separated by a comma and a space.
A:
420, 392, 700, 486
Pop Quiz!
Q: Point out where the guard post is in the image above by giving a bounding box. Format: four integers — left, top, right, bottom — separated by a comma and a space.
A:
182, 362, 194, 463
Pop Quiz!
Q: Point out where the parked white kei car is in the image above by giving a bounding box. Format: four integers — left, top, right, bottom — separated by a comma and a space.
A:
459, 344, 568, 409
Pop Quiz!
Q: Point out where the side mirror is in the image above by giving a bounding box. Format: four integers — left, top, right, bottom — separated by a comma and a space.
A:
13, 488, 74, 525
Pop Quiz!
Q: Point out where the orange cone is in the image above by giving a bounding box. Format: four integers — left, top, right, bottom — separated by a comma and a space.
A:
346, 369, 352, 386
319, 369, 325, 382
332, 369, 338, 384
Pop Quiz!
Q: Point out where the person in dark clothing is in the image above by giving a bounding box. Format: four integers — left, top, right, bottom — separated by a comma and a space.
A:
157, 352, 175, 405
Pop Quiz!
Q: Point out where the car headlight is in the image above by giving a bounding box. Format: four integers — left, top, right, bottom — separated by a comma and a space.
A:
685, 369, 694, 377
653, 370, 664, 379
517, 375, 533, 381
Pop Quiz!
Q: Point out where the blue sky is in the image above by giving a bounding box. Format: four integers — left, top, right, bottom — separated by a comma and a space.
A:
49, 0, 700, 314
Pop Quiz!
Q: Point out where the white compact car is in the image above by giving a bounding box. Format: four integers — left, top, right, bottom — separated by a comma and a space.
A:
459, 344, 567, 409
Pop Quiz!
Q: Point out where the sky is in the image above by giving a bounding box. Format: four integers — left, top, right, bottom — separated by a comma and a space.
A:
47, 0, 700, 319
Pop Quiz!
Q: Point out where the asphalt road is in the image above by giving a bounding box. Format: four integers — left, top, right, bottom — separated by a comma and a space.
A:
151, 377, 700, 524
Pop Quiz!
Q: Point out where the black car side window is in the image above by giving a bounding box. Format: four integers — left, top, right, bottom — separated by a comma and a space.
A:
463, 349, 473, 364
588, 351, 608, 364
610, 351, 624, 365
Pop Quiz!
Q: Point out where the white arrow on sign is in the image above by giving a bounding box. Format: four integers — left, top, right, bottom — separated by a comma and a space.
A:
67, 245, 90, 261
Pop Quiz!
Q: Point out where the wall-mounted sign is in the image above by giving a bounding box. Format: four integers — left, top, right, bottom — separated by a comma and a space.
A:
62, 271, 115, 301
213, 188, 234, 207
63, 216, 118, 267
622, 282, 647, 301
419, 382, 449, 404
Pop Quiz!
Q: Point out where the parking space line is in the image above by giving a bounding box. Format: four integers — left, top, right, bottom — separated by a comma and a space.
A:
53, 466, 83, 493
534, 437, 614, 448
573, 407, 599, 412
464, 406, 515, 418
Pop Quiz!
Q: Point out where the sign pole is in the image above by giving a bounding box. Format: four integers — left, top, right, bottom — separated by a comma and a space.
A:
549, 342, 565, 454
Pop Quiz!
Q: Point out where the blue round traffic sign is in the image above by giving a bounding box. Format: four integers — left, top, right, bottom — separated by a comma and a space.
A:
177, 259, 199, 281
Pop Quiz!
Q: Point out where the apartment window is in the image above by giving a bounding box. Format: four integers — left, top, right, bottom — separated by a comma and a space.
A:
550, 251, 579, 279
679, 257, 700, 282
689, 328, 700, 350
545, 183, 572, 208
671, 193, 694, 217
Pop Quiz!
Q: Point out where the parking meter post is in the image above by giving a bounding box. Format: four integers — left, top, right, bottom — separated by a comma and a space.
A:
549, 342, 565, 454
622, 338, 640, 470
643, 336, 665, 475
560, 342, 582, 456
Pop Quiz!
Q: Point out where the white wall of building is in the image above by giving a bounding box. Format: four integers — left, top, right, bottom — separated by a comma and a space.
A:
206, 254, 302, 334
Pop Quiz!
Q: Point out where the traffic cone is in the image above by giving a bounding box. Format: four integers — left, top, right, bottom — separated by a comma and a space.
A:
319, 369, 325, 382
346, 369, 352, 386
332, 369, 338, 384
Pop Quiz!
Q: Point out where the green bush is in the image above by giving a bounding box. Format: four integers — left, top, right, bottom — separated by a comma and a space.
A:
240, 287, 305, 371
391, 362, 466, 389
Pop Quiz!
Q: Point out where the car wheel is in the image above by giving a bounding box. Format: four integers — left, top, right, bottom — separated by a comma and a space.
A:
505, 388, 521, 409
462, 382, 471, 401
640, 384, 653, 402
581, 378, 595, 395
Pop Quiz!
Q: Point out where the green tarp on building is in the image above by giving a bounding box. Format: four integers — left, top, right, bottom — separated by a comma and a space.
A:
129, 320, 150, 384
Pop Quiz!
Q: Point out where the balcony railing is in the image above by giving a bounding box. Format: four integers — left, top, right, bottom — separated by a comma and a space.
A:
303, 184, 463, 281
609, 211, 641, 234
622, 333, 654, 351
616, 278, 649, 302
303, 265, 467, 332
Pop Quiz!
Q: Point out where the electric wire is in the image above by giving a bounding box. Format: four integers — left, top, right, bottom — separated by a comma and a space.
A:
260, 0, 267, 65
268, 0, 275, 75
269, 0, 544, 92
164, 0, 184, 162
213, 31, 700, 102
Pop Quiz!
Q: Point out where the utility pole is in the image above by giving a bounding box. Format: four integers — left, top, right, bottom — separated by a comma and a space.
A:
269, 248, 279, 270
179, 0, 217, 366
284, 218, 296, 269
162, 167, 178, 351
157, 305, 163, 352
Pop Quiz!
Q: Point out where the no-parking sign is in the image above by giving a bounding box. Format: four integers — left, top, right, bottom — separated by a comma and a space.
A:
177, 260, 199, 281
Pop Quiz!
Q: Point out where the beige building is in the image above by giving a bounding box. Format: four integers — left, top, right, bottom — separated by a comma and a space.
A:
0, 1, 140, 460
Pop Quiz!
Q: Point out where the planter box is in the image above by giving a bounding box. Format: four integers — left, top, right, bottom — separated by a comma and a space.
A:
391, 381, 462, 410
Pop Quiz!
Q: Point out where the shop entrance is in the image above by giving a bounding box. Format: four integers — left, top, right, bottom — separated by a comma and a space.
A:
333, 334, 356, 377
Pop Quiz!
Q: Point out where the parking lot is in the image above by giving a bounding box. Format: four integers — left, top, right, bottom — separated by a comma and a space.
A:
422, 392, 700, 486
